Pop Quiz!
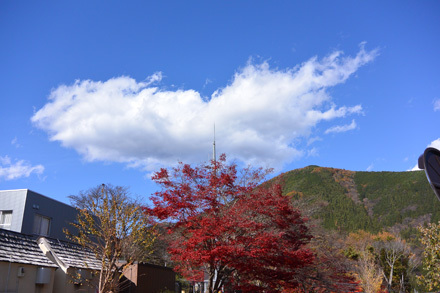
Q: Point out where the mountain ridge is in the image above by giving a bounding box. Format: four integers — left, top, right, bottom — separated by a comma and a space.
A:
274, 165, 440, 236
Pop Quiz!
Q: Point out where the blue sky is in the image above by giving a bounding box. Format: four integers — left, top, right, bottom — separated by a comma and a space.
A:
1, 1, 439, 204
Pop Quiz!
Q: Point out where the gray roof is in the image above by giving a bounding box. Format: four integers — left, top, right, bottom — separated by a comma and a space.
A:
0, 228, 101, 270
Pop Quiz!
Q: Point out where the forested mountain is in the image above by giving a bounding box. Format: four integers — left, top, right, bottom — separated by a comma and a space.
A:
149, 163, 440, 291
276, 166, 440, 236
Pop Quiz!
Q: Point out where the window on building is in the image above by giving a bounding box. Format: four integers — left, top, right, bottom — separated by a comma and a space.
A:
33, 214, 51, 236
0, 211, 12, 230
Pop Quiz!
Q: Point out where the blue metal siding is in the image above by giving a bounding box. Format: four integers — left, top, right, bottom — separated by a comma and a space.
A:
22, 190, 78, 240
0, 189, 78, 241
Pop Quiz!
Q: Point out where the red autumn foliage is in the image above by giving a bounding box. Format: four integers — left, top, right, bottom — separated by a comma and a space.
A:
147, 155, 315, 292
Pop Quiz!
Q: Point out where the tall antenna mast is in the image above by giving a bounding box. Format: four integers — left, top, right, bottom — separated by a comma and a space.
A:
212, 123, 216, 163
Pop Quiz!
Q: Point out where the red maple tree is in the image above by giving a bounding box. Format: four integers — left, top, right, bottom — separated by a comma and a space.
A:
147, 155, 315, 292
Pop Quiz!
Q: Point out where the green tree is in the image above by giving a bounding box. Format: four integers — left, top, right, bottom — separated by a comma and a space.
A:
418, 221, 440, 291
65, 184, 156, 293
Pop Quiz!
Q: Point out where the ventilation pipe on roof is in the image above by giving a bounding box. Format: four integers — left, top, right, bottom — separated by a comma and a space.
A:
37, 237, 69, 273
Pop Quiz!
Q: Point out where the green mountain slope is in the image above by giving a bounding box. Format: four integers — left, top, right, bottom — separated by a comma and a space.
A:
276, 166, 440, 233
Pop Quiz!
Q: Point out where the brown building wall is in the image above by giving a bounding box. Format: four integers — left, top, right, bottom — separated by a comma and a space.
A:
0, 262, 55, 293
0, 262, 99, 293
53, 268, 98, 293
122, 263, 175, 293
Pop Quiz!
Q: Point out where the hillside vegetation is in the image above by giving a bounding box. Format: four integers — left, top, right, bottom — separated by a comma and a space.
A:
277, 166, 440, 234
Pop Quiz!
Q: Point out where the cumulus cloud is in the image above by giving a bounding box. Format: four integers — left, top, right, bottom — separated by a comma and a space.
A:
411, 164, 421, 172
428, 138, 440, 150
325, 119, 357, 134
0, 156, 44, 180
32, 43, 378, 170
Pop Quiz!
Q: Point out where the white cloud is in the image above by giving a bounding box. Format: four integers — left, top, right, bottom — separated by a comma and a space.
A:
428, 138, 440, 150
0, 156, 44, 180
11, 137, 21, 148
307, 148, 319, 157
32, 43, 378, 170
434, 98, 440, 111
325, 119, 357, 134
204, 78, 212, 87
366, 163, 374, 171
307, 136, 322, 146
411, 165, 420, 171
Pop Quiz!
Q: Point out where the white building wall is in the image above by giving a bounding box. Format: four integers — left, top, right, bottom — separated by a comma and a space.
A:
0, 189, 27, 233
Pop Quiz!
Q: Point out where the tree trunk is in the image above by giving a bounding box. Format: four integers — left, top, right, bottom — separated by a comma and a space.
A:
208, 270, 214, 293
388, 265, 394, 292
98, 265, 105, 293
399, 273, 405, 293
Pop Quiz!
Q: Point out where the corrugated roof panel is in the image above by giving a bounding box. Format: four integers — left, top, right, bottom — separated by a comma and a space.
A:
0, 229, 101, 270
